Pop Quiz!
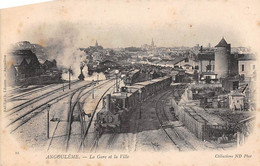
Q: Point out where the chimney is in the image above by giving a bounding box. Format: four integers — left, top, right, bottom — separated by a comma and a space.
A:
200, 46, 203, 52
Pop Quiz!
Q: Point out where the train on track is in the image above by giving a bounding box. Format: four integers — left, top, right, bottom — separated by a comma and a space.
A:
123, 69, 140, 85
123, 69, 166, 86
94, 76, 172, 134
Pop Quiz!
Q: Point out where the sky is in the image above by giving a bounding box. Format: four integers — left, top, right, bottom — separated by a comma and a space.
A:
1, 0, 260, 51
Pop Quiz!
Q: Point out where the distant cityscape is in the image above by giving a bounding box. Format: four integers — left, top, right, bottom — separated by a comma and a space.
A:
5, 37, 256, 151
6, 38, 255, 85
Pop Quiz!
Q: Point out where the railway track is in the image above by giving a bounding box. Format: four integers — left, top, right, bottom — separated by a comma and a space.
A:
88, 132, 99, 152
6, 81, 80, 113
45, 79, 115, 152
77, 83, 115, 152
155, 90, 196, 151
6, 85, 45, 98
64, 87, 84, 152
105, 133, 118, 151
6, 81, 78, 102
6, 80, 112, 133
6, 83, 92, 132
46, 86, 89, 152
61, 79, 115, 152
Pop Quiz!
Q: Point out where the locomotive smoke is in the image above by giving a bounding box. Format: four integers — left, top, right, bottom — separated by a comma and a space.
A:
42, 23, 106, 81
44, 24, 89, 80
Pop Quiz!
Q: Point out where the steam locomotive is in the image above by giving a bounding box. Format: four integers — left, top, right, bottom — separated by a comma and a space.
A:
94, 76, 172, 134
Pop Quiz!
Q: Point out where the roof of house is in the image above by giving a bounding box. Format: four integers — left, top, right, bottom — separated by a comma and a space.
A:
171, 56, 187, 65
11, 49, 39, 66
198, 52, 215, 60
215, 38, 228, 47
19, 58, 29, 67
237, 54, 256, 61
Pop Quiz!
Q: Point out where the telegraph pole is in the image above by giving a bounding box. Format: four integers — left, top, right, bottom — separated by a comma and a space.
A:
115, 70, 119, 92
46, 104, 51, 139
116, 74, 118, 92
92, 80, 95, 99
69, 68, 71, 89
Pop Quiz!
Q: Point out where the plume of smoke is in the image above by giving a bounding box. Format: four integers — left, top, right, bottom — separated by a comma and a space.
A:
61, 49, 88, 80
44, 24, 89, 80
84, 72, 106, 81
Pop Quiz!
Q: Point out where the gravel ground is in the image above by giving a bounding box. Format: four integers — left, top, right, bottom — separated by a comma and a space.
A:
6, 81, 78, 110
95, 86, 234, 152
95, 89, 193, 152
6, 80, 107, 152
8, 83, 236, 153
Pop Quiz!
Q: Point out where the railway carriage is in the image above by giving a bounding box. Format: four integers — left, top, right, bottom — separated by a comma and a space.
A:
124, 69, 140, 85
135, 81, 154, 99
95, 76, 172, 134
150, 78, 164, 92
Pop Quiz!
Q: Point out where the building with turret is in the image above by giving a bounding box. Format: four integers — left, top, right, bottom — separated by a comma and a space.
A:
197, 37, 256, 85
197, 38, 233, 82
215, 37, 230, 78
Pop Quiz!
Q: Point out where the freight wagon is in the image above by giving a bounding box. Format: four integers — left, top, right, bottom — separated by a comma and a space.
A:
95, 76, 172, 134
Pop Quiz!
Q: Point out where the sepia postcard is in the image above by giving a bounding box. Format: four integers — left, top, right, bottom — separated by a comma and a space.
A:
0, 0, 260, 165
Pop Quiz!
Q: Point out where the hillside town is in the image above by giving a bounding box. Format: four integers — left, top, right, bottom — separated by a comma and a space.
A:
5, 37, 256, 152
